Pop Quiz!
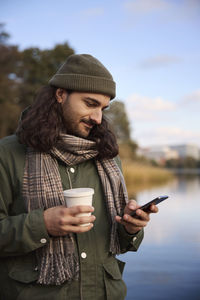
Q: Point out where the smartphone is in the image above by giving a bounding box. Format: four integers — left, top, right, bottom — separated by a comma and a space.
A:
130, 195, 169, 217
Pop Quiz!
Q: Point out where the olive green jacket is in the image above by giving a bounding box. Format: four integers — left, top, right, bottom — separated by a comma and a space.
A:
0, 135, 144, 300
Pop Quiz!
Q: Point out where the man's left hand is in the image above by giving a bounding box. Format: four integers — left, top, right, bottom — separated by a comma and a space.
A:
115, 199, 158, 234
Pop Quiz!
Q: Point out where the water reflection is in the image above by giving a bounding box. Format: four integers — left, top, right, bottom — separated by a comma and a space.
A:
120, 174, 200, 300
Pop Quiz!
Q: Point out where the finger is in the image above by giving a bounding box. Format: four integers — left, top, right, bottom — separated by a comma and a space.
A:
148, 204, 159, 213
122, 213, 148, 227
128, 199, 138, 210
67, 205, 94, 215
61, 214, 95, 226
115, 216, 143, 234
62, 223, 94, 235
124, 199, 140, 215
115, 215, 122, 223
72, 214, 96, 225
135, 209, 150, 221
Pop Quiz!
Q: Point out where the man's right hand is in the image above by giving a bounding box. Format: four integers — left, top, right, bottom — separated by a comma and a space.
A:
43, 205, 95, 236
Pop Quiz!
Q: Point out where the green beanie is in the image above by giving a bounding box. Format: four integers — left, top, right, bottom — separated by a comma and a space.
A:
49, 54, 116, 99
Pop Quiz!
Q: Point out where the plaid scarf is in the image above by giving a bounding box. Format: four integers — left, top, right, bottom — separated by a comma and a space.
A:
23, 134, 128, 285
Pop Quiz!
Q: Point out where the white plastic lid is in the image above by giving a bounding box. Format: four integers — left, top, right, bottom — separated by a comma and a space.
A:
63, 188, 94, 197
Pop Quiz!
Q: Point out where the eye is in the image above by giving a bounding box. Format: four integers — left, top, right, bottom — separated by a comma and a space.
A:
84, 99, 98, 108
85, 101, 95, 107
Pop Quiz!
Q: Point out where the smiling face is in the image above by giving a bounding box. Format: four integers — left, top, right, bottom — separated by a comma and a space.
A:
56, 89, 110, 138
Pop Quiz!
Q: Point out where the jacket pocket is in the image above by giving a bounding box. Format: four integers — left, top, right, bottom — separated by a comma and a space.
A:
103, 257, 127, 300
9, 267, 38, 283
0, 254, 38, 300
8, 254, 38, 283
8, 258, 63, 300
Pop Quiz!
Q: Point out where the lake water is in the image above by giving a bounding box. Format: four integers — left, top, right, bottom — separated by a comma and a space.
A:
119, 174, 200, 300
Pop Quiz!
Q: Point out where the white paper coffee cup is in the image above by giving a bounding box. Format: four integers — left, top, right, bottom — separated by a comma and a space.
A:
63, 188, 94, 226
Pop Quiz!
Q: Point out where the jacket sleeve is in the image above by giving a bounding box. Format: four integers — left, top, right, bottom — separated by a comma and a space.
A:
0, 144, 50, 257
118, 224, 144, 253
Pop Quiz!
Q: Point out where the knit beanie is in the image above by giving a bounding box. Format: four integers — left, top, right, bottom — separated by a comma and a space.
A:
49, 54, 116, 99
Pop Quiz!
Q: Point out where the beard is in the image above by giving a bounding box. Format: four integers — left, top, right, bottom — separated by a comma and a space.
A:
62, 116, 97, 139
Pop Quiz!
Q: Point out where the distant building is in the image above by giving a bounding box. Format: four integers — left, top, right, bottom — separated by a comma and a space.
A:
170, 144, 200, 160
138, 146, 179, 164
138, 144, 200, 163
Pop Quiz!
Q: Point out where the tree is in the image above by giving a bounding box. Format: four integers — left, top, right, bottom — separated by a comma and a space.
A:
0, 23, 10, 44
165, 156, 199, 169
104, 100, 138, 159
0, 24, 75, 137
0, 24, 21, 137
104, 100, 131, 142
16, 43, 74, 107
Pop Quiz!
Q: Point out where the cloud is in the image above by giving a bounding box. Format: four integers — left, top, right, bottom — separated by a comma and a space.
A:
125, 90, 200, 147
135, 126, 200, 147
124, 0, 200, 22
182, 89, 200, 104
80, 7, 104, 18
139, 55, 182, 69
180, 0, 200, 20
126, 94, 176, 121
133, 127, 200, 147
124, 0, 170, 15
156, 127, 200, 139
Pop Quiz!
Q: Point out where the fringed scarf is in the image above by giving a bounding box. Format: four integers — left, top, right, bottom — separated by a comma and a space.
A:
23, 134, 128, 285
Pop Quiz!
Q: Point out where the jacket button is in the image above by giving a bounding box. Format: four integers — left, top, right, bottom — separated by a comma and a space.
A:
81, 252, 87, 259
70, 167, 75, 173
40, 238, 47, 244
132, 237, 137, 242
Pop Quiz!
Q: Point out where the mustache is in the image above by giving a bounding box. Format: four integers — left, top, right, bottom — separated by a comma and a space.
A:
81, 118, 97, 126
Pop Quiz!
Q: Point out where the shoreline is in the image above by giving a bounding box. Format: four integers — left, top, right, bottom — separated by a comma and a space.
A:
122, 161, 174, 197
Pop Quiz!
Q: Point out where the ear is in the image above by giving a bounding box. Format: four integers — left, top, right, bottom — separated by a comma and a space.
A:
55, 88, 67, 103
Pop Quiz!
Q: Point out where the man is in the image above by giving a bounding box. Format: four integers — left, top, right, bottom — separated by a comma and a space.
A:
0, 54, 158, 300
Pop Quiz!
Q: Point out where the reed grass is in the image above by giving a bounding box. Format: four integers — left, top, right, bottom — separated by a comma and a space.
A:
122, 161, 174, 197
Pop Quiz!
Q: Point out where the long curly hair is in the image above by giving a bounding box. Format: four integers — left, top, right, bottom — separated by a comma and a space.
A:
16, 86, 118, 159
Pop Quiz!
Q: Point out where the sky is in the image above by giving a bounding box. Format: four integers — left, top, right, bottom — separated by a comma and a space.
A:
1, 0, 200, 148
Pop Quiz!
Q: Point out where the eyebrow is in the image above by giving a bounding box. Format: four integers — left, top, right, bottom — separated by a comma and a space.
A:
84, 97, 109, 110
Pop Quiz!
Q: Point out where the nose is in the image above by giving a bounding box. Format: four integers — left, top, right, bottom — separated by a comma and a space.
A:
90, 109, 102, 125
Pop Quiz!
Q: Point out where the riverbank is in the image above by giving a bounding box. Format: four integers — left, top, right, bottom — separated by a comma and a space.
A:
121, 161, 174, 197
